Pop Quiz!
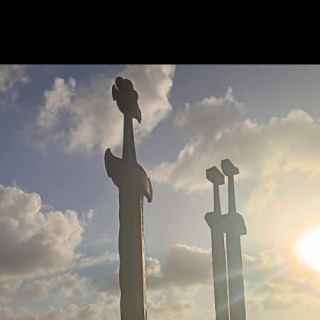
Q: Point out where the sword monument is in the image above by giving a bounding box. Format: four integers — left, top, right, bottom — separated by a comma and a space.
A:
205, 166, 229, 320
205, 159, 247, 320
222, 159, 246, 320
105, 77, 152, 320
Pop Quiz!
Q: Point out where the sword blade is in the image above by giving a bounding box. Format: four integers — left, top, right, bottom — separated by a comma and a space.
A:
226, 233, 246, 320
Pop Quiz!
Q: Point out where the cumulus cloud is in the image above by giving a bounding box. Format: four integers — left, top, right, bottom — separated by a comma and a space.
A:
75, 251, 118, 270
103, 243, 212, 293
153, 87, 320, 193
149, 244, 211, 289
145, 244, 212, 320
150, 90, 320, 317
0, 272, 93, 307
37, 78, 76, 129
147, 287, 195, 320
0, 65, 29, 93
152, 93, 320, 243
21, 272, 90, 301
174, 87, 244, 137
0, 185, 83, 280
152, 88, 245, 191
148, 238, 320, 318
153, 91, 320, 238
0, 292, 118, 320
245, 249, 320, 315
38, 294, 118, 320
5, 242, 306, 320
36, 65, 175, 153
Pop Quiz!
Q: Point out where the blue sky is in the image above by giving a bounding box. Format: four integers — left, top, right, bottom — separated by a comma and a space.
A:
2, 65, 320, 319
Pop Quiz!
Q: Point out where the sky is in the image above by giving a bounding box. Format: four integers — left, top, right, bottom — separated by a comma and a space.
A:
2, 64, 320, 319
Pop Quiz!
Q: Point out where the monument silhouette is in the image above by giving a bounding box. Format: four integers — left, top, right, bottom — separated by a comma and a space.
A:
105, 77, 152, 320
205, 159, 247, 320
104, 77, 248, 320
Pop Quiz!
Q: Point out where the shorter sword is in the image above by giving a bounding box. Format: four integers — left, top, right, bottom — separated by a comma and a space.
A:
221, 159, 247, 320
205, 166, 229, 320
105, 77, 152, 320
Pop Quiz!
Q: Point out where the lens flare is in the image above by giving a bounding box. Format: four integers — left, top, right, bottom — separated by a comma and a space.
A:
295, 227, 320, 272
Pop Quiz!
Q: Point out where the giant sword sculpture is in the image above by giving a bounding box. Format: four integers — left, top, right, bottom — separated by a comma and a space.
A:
205, 159, 247, 320
205, 166, 229, 320
222, 159, 246, 320
105, 77, 152, 320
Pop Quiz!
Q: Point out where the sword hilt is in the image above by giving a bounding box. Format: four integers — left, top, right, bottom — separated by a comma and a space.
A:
221, 159, 239, 214
105, 149, 153, 203
106, 77, 153, 202
206, 166, 225, 215
221, 159, 246, 235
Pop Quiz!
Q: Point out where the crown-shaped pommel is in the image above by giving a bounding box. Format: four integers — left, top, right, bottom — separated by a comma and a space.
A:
221, 159, 239, 176
206, 166, 225, 185
112, 77, 142, 123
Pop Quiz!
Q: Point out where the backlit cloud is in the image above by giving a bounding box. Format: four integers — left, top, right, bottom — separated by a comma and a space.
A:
36, 65, 175, 153
0, 185, 83, 279
0, 65, 29, 93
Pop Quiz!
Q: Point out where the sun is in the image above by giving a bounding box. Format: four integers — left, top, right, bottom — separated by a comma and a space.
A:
295, 227, 320, 272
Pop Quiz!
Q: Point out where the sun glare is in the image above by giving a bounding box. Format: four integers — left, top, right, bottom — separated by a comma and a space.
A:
295, 227, 320, 272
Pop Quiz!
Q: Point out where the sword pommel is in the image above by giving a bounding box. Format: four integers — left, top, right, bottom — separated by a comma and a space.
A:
206, 166, 225, 185
221, 159, 239, 177
112, 76, 142, 123
206, 166, 224, 218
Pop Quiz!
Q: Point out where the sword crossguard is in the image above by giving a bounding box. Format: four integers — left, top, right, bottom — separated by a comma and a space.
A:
205, 211, 227, 230
224, 213, 247, 235
105, 149, 153, 202
205, 212, 246, 235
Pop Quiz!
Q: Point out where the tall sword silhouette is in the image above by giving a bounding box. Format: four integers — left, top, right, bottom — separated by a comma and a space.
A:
221, 159, 246, 320
105, 77, 152, 320
205, 166, 229, 320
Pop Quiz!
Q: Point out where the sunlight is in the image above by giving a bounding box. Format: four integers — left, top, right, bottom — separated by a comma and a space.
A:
295, 227, 320, 272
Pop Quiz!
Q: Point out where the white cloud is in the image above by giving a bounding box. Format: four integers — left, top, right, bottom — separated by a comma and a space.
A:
146, 244, 212, 320
0, 185, 83, 280
245, 249, 320, 317
152, 87, 244, 192
104, 243, 212, 293
153, 99, 320, 248
147, 287, 195, 320
174, 87, 244, 137
74, 251, 118, 270
5, 243, 309, 320
0, 292, 118, 320
38, 295, 118, 320
36, 65, 175, 153
150, 90, 320, 318
152, 95, 320, 195
0, 65, 29, 93
0, 272, 91, 306
149, 244, 211, 289
37, 78, 76, 128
